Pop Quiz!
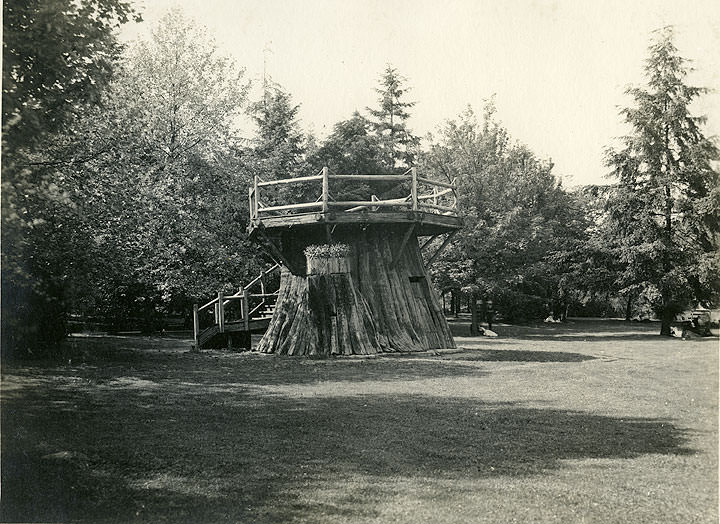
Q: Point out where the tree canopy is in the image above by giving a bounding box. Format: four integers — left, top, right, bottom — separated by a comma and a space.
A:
422, 104, 590, 323
2, 0, 140, 356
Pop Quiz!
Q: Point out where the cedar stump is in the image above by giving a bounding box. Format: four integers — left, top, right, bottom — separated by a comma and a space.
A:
254, 225, 456, 355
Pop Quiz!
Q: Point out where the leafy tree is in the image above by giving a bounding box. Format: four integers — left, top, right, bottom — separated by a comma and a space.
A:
4, 8, 259, 346
73, 9, 256, 323
366, 65, 419, 169
2, 0, 139, 153
604, 27, 720, 335
309, 112, 384, 175
2, 0, 139, 357
422, 104, 589, 325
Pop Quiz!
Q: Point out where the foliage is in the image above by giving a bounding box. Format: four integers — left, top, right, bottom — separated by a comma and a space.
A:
245, 81, 314, 206
2, 8, 262, 354
366, 65, 420, 169
307, 112, 385, 175
247, 81, 306, 180
2, 0, 139, 356
67, 9, 258, 323
304, 243, 352, 259
604, 27, 720, 334
304, 111, 389, 201
2, 0, 139, 153
422, 103, 590, 322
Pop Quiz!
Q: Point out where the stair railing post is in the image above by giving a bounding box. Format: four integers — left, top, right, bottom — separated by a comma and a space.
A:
243, 288, 250, 332
322, 166, 329, 213
218, 290, 225, 333
411, 167, 418, 211
192, 303, 200, 351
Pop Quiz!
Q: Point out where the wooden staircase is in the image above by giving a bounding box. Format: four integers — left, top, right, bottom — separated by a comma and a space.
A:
193, 263, 281, 350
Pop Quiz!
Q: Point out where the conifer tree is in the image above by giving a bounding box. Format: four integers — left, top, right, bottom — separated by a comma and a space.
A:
366, 65, 419, 169
605, 27, 720, 335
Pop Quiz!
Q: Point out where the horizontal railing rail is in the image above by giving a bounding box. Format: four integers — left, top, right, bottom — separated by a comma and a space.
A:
249, 167, 457, 223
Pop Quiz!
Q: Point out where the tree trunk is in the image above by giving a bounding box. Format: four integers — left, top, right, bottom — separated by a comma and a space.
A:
659, 292, 674, 336
660, 309, 673, 336
256, 226, 455, 355
624, 292, 634, 321
469, 292, 479, 335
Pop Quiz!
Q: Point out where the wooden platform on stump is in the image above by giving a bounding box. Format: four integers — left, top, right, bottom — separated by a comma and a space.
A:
244, 168, 462, 356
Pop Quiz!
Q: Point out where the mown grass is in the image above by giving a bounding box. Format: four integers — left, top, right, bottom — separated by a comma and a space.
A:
1, 319, 717, 523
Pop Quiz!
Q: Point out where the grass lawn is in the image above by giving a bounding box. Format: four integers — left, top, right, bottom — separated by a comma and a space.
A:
1, 319, 717, 523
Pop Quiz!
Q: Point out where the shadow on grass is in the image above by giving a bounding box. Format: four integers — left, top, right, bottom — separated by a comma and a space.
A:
2, 384, 693, 523
450, 349, 595, 362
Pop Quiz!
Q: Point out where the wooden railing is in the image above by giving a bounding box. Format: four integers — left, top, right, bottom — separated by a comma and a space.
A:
192, 263, 281, 349
248, 167, 457, 222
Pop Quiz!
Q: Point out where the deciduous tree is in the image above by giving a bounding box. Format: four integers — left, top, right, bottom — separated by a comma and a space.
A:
2, 0, 139, 356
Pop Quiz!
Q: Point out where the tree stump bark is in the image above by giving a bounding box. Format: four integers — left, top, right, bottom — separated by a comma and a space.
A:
256, 226, 455, 355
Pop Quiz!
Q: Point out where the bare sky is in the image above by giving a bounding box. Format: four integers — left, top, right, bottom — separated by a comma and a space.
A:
123, 0, 720, 186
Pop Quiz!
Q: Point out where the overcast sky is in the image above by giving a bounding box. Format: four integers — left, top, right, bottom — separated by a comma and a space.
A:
122, 0, 720, 186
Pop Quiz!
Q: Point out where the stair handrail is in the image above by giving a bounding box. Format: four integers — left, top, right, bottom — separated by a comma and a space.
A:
192, 263, 282, 350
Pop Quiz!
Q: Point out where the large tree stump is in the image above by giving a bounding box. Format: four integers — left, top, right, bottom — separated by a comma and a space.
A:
256, 226, 455, 355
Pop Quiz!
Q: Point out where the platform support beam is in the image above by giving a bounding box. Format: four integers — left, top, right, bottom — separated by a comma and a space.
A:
427, 230, 458, 267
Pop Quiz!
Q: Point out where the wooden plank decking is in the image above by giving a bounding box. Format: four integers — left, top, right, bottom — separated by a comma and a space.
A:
249, 209, 462, 237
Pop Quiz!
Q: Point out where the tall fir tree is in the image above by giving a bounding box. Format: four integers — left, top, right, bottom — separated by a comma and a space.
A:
605, 27, 720, 335
366, 65, 419, 169
247, 82, 306, 179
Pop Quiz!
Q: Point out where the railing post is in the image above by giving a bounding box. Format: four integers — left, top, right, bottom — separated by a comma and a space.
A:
218, 290, 225, 333
322, 166, 329, 213
411, 167, 418, 211
253, 175, 259, 219
248, 187, 253, 223
192, 303, 200, 351
243, 288, 250, 331
214, 301, 219, 325
451, 177, 458, 214
433, 186, 438, 206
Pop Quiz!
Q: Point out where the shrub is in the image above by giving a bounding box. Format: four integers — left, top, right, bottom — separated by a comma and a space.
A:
304, 243, 351, 259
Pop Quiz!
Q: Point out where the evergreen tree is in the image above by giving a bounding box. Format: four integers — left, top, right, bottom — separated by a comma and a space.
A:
247, 82, 305, 179
604, 27, 720, 335
366, 65, 419, 169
